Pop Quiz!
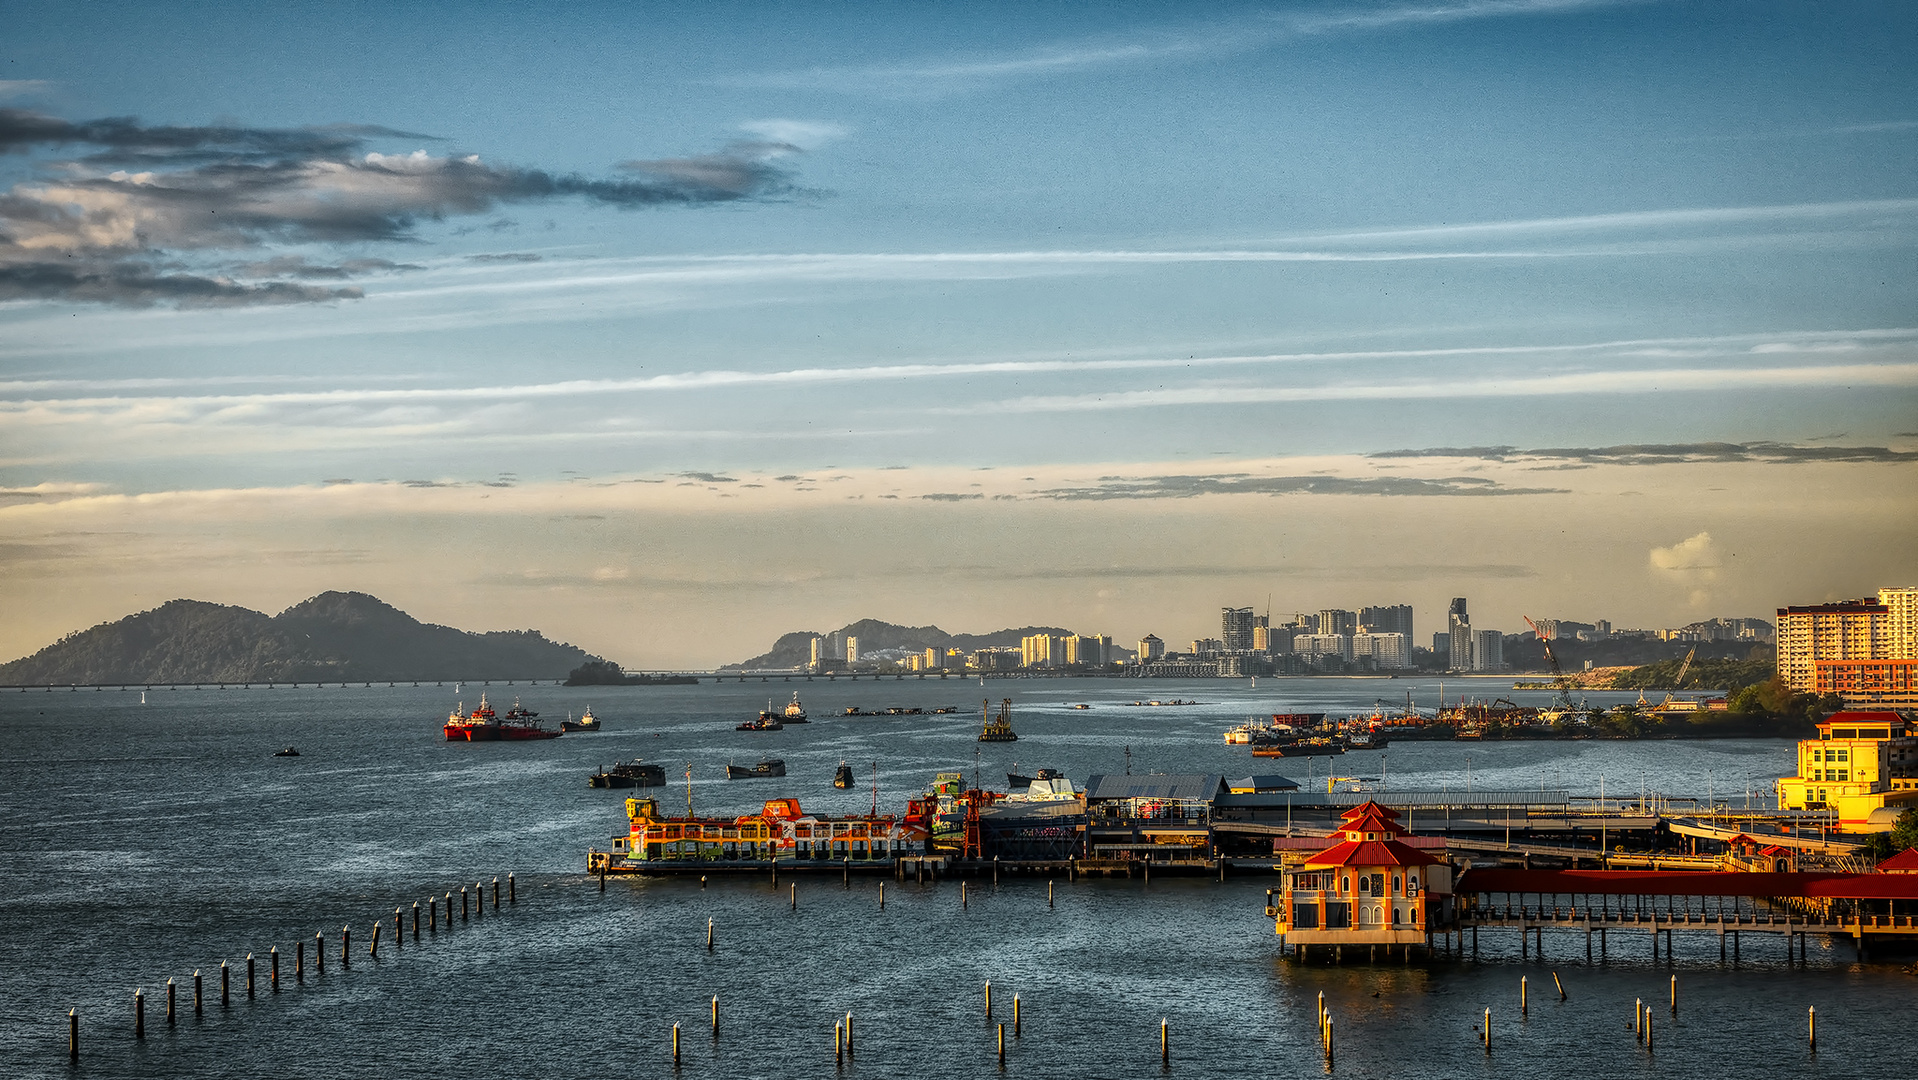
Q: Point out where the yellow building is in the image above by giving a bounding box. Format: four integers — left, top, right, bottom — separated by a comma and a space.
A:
1776, 600, 1893, 692
1775, 711, 1918, 830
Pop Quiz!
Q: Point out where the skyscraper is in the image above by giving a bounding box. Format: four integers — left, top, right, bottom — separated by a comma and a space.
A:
844, 636, 859, 664
1776, 600, 1892, 691
1359, 604, 1414, 643
1471, 629, 1504, 672
1448, 598, 1473, 671
1882, 586, 1918, 659
1318, 609, 1357, 638
1222, 607, 1256, 651
1137, 634, 1165, 662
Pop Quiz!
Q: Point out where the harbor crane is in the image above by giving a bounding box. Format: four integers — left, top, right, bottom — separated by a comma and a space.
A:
1658, 646, 1697, 710
1522, 616, 1579, 715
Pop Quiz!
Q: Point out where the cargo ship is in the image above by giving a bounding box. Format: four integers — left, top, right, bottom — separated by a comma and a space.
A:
727, 758, 786, 779
588, 796, 915, 870
561, 707, 602, 732
1250, 735, 1346, 758
757, 691, 809, 725
444, 693, 563, 741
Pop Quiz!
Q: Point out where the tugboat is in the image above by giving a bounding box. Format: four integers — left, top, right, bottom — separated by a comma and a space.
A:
589, 760, 665, 788
833, 761, 855, 789
727, 758, 787, 780
979, 698, 1018, 742
756, 691, 809, 726
736, 715, 784, 731
504, 698, 538, 721
561, 707, 602, 733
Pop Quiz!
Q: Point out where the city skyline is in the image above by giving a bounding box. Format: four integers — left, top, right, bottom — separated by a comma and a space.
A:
2, 2, 1915, 668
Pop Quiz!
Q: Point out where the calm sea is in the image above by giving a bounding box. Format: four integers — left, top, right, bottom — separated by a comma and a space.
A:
2, 676, 1909, 1078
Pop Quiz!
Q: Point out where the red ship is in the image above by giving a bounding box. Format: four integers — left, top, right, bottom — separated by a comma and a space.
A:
444, 693, 563, 741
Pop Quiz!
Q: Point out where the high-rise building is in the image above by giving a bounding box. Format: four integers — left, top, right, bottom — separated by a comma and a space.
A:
1064, 635, 1108, 667
1358, 604, 1413, 643
1137, 634, 1165, 662
1776, 600, 1893, 691
1021, 634, 1058, 669
923, 647, 943, 670
1881, 586, 1918, 659
1432, 632, 1451, 659
1296, 634, 1353, 662
1353, 632, 1410, 669
1221, 607, 1257, 651
1471, 629, 1504, 672
808, 635, 825, 668
844, 636, 859, 664
1448, 598, 1473, 671
1318, 609, 1357, 637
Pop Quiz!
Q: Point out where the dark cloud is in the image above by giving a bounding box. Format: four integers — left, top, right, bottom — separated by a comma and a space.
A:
680, 472, 739, 483
0, 108, 817, 307
1028, 474, 1568, 500
920, 492, 986, 501
464, 252, 542, 263
1371, 442, 1918, 465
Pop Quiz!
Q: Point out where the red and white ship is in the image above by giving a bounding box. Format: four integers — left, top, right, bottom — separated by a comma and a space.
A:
444, 693, 562, 741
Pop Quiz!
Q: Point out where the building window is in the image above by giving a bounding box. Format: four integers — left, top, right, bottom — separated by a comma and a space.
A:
1358, 875, 1371, 893
1392, 875, 1402, 894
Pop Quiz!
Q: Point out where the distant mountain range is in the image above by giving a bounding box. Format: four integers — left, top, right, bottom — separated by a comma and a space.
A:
0, 591, 603, 685
726, 618, 1119, 670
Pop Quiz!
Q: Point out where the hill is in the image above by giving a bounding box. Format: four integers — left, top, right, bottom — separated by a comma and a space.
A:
726, 619, 1091, 670
0, 592, 603, 684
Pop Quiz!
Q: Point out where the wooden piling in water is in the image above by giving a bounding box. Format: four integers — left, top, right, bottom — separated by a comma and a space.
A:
673, 1021, 681, 1065
69, 1008, 77, 1061
370, 922, 380, 959
790, 883, 796, 910
1161, 1017, 1169, 1064
509, 873, 515, 903
296, 939, 304, 982
1013, 994, 1021, 1035
998, 1021, 1006, 1065
413, 902, 420, 939
1809, 1006, 1816, 1051
166, 978, 175, 1024
1325, 1016, 1333, 1065
493, 877, 500, 909
1483, 1007, 1491, 1053
316, 932, 325, 974
1521, 975, 1527, 1015
1644, 1005, 1653, 1052
270, 946, 279, 992
1634, 998, 1641, 1040
134, 989, 143, 1040
194, 970, 202, 1014
1670, 974, 1677, 1015
342, 925, 350, 968
445, 891, 453, 925
845, 1012, 853, 1054
463, 887, 470, 918
711, 995, 719, 1037
963, 881, 969, 908
985, 979, 992, 1018
246, 952, 255, 998
1553, 970, 1564, 1000
220, 961, 229, 1006
475, 881, 484, 918
834, 1021, 842, 1063
1048, 879, 1054, 907
707, 917, 714, 951
880, 882, 885, 909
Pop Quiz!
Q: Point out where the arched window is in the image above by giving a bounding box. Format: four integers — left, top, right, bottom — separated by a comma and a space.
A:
1392, 875, 1401, 894
1358, 875, 1371, 893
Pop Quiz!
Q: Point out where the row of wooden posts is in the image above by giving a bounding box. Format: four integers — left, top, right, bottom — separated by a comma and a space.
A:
70, 873, 516, 1061
1455, 970, 1822, 1060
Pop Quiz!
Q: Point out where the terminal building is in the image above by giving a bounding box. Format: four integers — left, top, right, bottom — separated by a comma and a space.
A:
1775, 710, 1918, 830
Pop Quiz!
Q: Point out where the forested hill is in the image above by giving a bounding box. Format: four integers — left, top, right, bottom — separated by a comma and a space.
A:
0, 591, 602, 685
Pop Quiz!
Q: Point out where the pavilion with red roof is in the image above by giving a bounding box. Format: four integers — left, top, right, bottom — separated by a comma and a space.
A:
1270, 801, 1458, 961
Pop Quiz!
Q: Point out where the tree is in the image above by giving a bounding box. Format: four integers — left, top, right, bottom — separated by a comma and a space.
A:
1861, 808, 1918, 862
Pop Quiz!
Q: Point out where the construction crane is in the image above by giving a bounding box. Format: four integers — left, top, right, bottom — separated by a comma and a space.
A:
1523, 616, 1579, 714
1658, 646, 1697, 710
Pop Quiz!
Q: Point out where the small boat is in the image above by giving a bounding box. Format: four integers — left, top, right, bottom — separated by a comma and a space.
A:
274, 747, 300, 757
833, 762, 855, 789
1251, 737, 1347, 758
1345, 731, 1389, 749
589, 761, 665, 788
932, 705, 959, 714
727, 759, 786, 780
1069, 703, 1091, 710
736, 716, 784, 731
504, 698, 539, 721
1006, 767, 1062, 788
979, 698, 1018, 742
561, 707, 602, 732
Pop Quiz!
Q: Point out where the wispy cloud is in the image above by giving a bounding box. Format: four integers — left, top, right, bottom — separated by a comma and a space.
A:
1372, 441, 1918, 465
1027, 473, 1568, 500
0, 80, 52, 101
718, 0, 1649, 93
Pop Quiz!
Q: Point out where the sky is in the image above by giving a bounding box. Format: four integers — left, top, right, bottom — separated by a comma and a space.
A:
1, 0, 1914, 668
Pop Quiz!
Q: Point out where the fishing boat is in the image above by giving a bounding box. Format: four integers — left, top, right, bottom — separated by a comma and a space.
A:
1250, 736, 1347, 758
273, 747, 300, 757
833, 762, 856, 789
1069, 703, 1092, 710
979, 698, 1018, 742
736, 715, 784, 731
504, 698, 538, 721
727, 758, 787, 780
589, 760, 666, 788
1224, 718, 1287, 745
561, 707, 602, 733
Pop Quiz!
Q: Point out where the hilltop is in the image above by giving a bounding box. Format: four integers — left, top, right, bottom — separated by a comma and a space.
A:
726, 619, 1088, 670
0, 592, 603, 685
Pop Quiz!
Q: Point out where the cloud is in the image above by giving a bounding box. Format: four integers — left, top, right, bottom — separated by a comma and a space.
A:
1649, 531, 1722, 608
738, 120, 849, 150
0, 81, 51, 101
0, 108, 820, 307
1027, 473, 1568, 500
464, 252, 542, 263
1372, 441, 1918, 465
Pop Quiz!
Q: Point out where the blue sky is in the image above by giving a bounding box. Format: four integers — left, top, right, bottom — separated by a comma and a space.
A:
1, 1, 1914, 665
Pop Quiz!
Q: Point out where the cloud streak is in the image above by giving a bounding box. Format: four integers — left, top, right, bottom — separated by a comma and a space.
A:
1372, 441, 1918, 465
0, 109, 819, 307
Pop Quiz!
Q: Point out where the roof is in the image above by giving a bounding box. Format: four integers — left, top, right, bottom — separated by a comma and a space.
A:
1340, 800, 1402, 823
1303, 839, 1441, 869
1340, 810, 1404, 836
1082, 774, 1227, 802
1458, 867, 1918, 900
1820, 711, 1906, 726
1879, 847, 1918, 873
1227, 775, 1301, 792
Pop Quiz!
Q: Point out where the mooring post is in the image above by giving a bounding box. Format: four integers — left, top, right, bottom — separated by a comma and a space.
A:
1013, 994, 1021, 1035
1049, 879, 1054, 907
445, 891, 453, 925
134, 988, 144, 1040
220, 960, 230, 1007
985, 979, 992, 1018
1553, 970, 1564, 1000
69, 1008, 78, 1061
475, 881, 484, 918
493, 877, 500, 909
1670, 974, 1677, 1015
712, 995, 719, 1037
413, 902, 420, 939
370, 921, 380, 959
1521, 975, 1528, 1015
845, 1011, 854, 1054
880, 882, 886, 909
246, 953, 255, 998
316, 932, 326, 974
1809, 1005, 1816, 1051
271, 946, 279, 992
1161, 1017, 1169, 1064
834, 1021, 843, 1063
672, 1021, 681, 1065
509, 873, 516, 903
166, 978, 175, 1024
791, 883, 797, 910
963, 881, 969, 908
1645, 1005, 1653, 1052
193, 969, 202, 1014
342, 925, 350, 968
707, 917, 714, 951
1325, 1017, 1333, 1065
1483, 1007, 1491, 1053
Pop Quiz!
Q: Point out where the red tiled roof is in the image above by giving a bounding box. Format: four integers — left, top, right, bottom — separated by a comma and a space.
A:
1879, 847, 1918, 873
1303, 838, 1441, 869
1340, 810, 1405, 837
1339, 801, 1401, 822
